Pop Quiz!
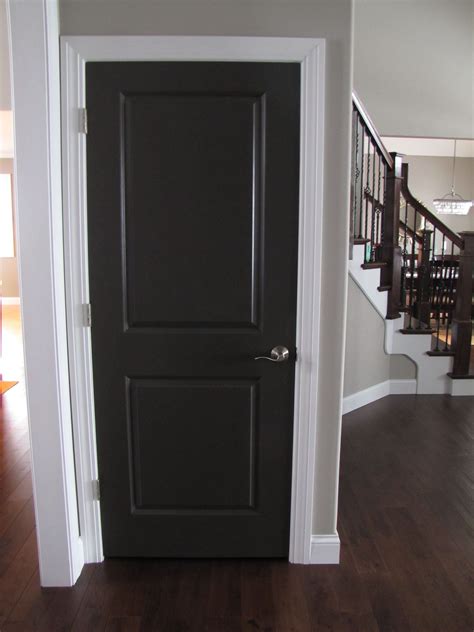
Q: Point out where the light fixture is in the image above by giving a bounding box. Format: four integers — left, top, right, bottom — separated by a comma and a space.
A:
433, 139, 473, 215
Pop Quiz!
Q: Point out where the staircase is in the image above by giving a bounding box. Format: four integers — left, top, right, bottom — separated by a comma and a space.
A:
349, 93, 474, 396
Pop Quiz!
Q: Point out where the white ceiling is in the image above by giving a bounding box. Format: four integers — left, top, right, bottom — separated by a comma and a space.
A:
381, 137, 474, 158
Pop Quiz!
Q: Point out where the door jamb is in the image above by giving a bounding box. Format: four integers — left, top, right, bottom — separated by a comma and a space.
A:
61, 35, 326, 565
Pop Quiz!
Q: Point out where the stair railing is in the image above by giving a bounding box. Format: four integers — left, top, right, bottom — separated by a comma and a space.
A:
399, 163, 463, 339
351, 92, 393, 264
351, 93, 473, 379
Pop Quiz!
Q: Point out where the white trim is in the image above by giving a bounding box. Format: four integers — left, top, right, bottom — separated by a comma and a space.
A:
61, 35, 326, 567
7, 0, 83, 586
290, 42, 325, 564
1, 296, 20, 305
449, 378, 474, 397
310, 534, 340, 564
342, 379, 417, 415
343, 380, 390, 414
61, 39, 103, 566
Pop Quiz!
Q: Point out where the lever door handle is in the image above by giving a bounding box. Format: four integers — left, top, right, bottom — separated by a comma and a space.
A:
254, 345, 290, 363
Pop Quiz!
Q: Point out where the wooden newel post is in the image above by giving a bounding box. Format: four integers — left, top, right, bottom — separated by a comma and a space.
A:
416, 229, 433, 327
451, 232, 474, 377
381, 152, 403, 319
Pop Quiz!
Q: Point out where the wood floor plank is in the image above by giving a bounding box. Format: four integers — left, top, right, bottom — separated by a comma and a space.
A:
241, 561, 275, 632
203, 561, 240, 632
0, 498, 35, 575
36, 564, 95, 632
0, 530, 38, 624
5, 569, 57, 630
271, 562, 312, 632
1, 305, 473, 632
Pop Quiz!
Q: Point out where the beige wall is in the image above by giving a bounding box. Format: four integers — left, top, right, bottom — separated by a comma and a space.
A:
344, 276, 415, 398
59, 0, 354, 535
344, 276, 390, 396
0, 158, 18, 297
403, 155, 474, 236
354, 0, 473, 138
390, 354, 415, 380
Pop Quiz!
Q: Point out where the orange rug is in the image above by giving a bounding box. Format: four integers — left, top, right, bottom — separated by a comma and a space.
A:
0, 381, 18, 395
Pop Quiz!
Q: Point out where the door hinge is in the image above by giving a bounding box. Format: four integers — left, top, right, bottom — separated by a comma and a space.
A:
92, 479, 101, 501
79, 108, 88, 134
83, 302, 92, 327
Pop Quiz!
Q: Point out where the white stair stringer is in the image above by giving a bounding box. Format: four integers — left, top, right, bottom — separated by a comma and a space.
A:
349, 245, 453, 395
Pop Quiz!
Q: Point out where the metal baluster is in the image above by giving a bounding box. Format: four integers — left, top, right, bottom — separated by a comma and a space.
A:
436, 234, 446, 351
358, 125, 365, 240
407, 207, 417, 330
364, 133, 371, 260
381, 163, 387, 245
430, 228, 444, 351
400, 196, 409, 308
376, 152, 382, 250
445, 241, 456, 351
428, 226, 434, 330
352, 113, 361, 239
370, 143, 377, 261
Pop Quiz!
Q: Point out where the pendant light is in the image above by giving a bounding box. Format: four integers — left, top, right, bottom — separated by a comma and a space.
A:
433, 139, 472, 215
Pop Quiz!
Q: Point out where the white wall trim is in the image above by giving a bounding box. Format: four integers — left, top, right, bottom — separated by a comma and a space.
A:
7, 0, 83, 586
342, 379, 417, 415
310, 534, 340, 564
448, 378, 474, 397
61, 35, 326, 567
1, 296, 20, 305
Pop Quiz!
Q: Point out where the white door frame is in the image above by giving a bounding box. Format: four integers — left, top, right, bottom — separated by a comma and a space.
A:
7, 1, 84, 586
61, 35, 327, 567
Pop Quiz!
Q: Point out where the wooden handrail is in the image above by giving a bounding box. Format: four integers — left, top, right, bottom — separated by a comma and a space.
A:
401, 164, 464, 250
352, 92, 394, 170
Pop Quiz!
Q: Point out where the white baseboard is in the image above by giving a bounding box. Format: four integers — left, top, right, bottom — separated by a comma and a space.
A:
1, 297, 20, 305
449, 378, 474, 396
310, 534, 340, 564
343, 378, 417, 414
343, 380, 390, 414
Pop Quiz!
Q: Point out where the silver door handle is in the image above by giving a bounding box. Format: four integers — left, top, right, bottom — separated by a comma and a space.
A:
254, 345, 290, 363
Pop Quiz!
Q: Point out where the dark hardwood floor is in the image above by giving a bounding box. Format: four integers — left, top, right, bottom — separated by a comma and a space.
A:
1, 305, 473, 630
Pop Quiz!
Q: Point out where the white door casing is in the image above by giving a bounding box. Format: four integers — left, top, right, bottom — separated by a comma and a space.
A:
61, 36, 330, 567
9, 22, 331, 586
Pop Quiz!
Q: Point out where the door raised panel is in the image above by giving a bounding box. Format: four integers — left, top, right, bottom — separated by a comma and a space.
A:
127, 377, 259, 514
122, 93, 264, 330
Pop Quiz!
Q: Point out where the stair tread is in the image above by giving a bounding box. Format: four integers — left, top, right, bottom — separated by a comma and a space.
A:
447, 372, 474, 380
361, 262, 387, 269
399, 328, 435, 335
354, 238, 371, 245
427, 350, 455, 357
377, 285, 391, 292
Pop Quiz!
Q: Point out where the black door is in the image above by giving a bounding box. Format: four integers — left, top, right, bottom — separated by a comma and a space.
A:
87, 62, 300, 558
